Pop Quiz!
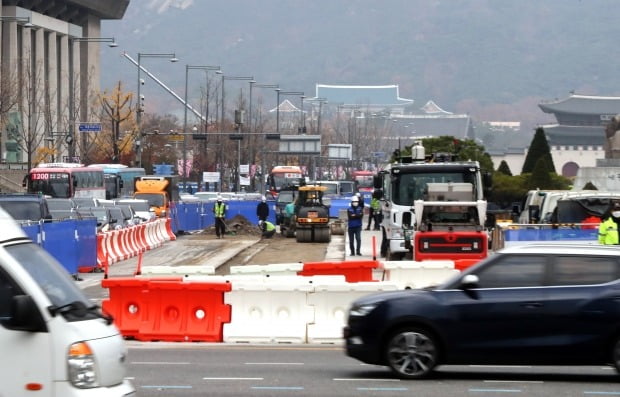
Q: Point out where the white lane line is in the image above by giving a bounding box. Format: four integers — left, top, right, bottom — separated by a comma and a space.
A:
245, 362, 304, 365
333, 378, 401, 382
469, 388, 522, 393
131, 361, 191, 365
203, 377, 264, 381
484, 380, 544, 384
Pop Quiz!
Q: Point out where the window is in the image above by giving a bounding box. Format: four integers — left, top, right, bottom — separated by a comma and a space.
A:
475, 255, 547, 288
0, 269, 20, 322
551, 256, 619, 285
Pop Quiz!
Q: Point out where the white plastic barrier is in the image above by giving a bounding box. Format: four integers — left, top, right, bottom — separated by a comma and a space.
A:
230, 262, 304, 276
307, 281, 400, 344
381, 260, 459, 289
223, 276, 315, 343
140, 265, 216, 276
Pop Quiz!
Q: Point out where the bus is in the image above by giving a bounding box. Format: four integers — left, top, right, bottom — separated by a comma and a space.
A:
88, 164, 146, 199
266, 165, 303, 197
24, 163, 105, 199
352, 170, 375, 201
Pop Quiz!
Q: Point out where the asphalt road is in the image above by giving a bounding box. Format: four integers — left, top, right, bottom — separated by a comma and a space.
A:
126, 343, 620, 397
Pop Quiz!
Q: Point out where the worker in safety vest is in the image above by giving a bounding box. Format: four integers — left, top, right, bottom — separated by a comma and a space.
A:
213, 196, 228, 238
259, 220, 276, 238
598, 201, 620, 245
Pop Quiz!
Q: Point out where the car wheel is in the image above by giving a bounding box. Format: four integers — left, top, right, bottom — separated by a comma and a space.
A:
612, 337, 620, 373
385, 328, 438, 379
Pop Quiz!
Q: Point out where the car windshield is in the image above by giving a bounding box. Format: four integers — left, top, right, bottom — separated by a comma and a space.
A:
6, 242, 90, 310
0, 202, 42, 221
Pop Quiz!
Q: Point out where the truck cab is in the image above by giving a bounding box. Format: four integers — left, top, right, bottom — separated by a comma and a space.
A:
0, 207, 134, 396
133, 175, 180, 218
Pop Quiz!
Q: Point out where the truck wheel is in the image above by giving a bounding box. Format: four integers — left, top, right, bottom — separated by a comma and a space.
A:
296, 229, 309, 243
316, 227, 330, 243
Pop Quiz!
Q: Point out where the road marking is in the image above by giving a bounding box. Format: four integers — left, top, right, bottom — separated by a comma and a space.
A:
333, 378, 401, 382
469, 388, 522, 393
203, 377, 264, 380
357, 387, 408, 391
245, 362, 304, 365
484, 380, 543, 384
470, 365, 532, 368
131, 361, 191, 365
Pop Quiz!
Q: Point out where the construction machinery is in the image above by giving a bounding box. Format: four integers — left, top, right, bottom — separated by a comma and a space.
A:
375, 142, 491, 260
281, 185, 331, 243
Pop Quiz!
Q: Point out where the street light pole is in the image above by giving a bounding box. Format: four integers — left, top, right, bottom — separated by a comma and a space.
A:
220, 75, 253, 192
68, 36, 117, 162
249, 83, 279, 193
182, 64, 221, 192
276, 91, 305, 134
136, 52, 178, 168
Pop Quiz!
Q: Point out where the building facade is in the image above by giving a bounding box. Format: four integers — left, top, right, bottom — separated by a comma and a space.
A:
0, 1, 128, 166
538, 93, 615, 177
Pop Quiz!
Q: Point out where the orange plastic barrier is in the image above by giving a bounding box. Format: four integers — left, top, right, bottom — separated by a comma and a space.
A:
453, 259, 480, 271
102, 277, 183, 339
135, 281, 231, 342
299, 260, 380, 282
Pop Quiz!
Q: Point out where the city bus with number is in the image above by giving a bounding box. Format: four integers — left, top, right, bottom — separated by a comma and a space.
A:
24, 163, 105, 199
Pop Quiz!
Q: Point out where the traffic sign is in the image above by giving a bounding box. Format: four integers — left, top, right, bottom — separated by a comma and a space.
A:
78, 122, 102, 133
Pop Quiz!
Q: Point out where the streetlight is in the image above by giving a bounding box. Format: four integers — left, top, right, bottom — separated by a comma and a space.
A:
182, 64, 221, 191
136, 52, 178, 167
276, 90, 304, 135
68, 36, 118, 161
220, 75, 253, 192
249, 82, 279, 192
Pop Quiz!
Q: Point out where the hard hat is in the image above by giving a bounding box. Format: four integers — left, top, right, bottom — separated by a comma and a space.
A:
356, 192, 361, 197
351, 196, 359, 202
216, 195, 222, 201
261, 195, 266, 202
258, 220, 264, 226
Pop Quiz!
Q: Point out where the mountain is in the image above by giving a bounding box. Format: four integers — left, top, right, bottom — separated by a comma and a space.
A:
100, 0, 620, 131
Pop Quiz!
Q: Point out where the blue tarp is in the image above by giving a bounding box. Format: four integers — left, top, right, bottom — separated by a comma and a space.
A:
504, 228, 598, 242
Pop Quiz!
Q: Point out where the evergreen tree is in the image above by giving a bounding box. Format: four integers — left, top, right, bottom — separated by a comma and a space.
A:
582, 181, 598, 190
497, 160, 512, 176
527, 157, 553, 190
522, 127, 556, 174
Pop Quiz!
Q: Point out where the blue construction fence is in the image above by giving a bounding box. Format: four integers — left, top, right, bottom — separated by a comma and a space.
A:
504, 228, 598, 243
21, 219, 98, 276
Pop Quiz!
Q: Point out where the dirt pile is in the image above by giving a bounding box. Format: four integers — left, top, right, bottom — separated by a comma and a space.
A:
199, 214, 262, 236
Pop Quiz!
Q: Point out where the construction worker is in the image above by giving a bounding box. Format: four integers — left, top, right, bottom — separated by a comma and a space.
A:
213, 195, 228, 239
598, 201, 620, 245
366, 193, 381, 230
260, 220, 276, 238
347, 195, 363, 256
256, 195, 269, 222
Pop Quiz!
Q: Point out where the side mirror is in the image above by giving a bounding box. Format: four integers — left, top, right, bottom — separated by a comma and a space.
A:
460, 274, 479, 289
9, 295, 46, 332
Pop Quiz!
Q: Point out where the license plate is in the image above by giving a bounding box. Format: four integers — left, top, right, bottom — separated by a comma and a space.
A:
308, 211, 318, 218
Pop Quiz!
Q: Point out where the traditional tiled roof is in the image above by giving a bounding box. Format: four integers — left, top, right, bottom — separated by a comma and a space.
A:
418, 100, 452, 115
393, 114, 473, 139
543, 124, 605, 146
310, 84, 413, 107
539, 94, 620, 115
268, 99, 303, 113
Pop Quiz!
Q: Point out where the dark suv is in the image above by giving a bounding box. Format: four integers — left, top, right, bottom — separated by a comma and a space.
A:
0, 194, 52, 222
344, 243, 620, 379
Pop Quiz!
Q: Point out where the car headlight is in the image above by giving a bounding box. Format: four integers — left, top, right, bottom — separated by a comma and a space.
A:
349, 303, 378, 317
67, 342, 99, 388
